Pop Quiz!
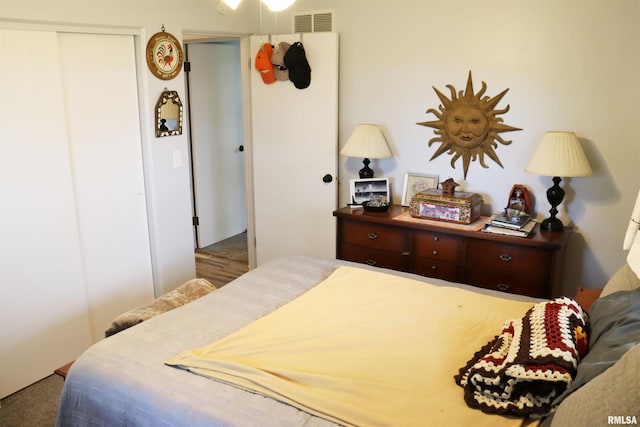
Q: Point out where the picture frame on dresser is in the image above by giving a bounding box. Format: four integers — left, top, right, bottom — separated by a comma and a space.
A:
401, 172, 439, 206
349, 178, 390, 205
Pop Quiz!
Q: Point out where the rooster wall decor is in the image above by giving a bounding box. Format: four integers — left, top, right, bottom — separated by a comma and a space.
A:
146, 28, 184, 80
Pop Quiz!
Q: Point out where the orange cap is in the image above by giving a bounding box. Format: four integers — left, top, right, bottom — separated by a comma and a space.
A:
255, 43, 276, 84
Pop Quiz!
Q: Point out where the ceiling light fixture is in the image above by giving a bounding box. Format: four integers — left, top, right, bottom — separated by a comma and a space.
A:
221, 0, 242, 9
220, 0, 296, 12
262, 0, 296, 12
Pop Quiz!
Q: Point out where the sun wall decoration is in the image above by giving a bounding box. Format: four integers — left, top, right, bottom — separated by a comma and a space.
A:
417, 72, 521, 179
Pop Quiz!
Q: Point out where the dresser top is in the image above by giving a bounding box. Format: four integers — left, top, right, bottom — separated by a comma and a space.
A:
334, 205, 572, 249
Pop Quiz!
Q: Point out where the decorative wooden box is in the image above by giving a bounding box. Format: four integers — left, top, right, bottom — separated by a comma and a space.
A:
409, 189, 483, 224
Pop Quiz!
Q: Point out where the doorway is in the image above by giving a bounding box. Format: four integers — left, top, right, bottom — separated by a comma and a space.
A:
184, 36, 249, 276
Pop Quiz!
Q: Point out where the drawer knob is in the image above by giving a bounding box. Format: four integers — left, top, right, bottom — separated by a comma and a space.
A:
432, 250, 438, 256
433, 236, 439, 242
367, 232, 378, 240
431, 265, 437, 270
365, 259, 377, 266
496, 283, 510, 291
499, 254, 512, 262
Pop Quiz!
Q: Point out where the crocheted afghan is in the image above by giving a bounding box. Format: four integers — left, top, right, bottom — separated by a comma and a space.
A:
454, 297, 589, 417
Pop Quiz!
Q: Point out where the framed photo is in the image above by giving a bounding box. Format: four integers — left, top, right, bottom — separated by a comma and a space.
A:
349, 178, 390, 205
401, 172, 439, 206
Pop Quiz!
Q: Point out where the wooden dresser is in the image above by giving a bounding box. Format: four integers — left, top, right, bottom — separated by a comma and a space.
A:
333, 205, 572, 298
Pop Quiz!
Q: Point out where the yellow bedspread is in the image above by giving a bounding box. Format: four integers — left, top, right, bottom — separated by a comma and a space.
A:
167, 267, 539, 427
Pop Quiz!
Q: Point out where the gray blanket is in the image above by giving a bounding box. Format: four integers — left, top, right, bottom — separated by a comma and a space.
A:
57, 256, 541, 427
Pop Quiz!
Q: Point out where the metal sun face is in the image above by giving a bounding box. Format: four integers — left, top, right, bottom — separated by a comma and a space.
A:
418, 72, 521, 179
444, 104, 489, 149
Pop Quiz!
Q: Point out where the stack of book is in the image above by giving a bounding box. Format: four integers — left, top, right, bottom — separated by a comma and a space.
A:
482, 210, 536, 237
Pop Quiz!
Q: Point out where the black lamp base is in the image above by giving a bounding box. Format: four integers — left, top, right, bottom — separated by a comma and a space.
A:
540, 216, 564, 232
358, 158, 374, 179
541, 176, 565, 232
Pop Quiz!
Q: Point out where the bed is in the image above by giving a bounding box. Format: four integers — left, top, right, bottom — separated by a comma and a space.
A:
56, 255, 640, 427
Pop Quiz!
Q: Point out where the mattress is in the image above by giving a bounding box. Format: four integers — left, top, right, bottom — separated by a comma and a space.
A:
56, 255, 542, 427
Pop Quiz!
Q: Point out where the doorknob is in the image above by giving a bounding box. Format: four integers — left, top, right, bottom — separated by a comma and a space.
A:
322, 174, 333, 183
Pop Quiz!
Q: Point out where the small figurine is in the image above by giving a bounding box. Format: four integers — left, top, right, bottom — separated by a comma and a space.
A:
506, 184, 531, 214
441, 178, 459, 196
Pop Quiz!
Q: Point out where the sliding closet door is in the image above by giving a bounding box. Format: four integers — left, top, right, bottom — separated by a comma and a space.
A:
57, 32, 154, 341
0, 29, 93, 398
0, 29, 154, 398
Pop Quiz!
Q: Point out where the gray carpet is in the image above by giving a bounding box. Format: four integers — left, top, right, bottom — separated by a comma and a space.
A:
0, 374, 63, 426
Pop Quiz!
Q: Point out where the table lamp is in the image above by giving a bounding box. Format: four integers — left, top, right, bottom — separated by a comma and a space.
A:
340, 124, 392, 178
525, 131, 592, 231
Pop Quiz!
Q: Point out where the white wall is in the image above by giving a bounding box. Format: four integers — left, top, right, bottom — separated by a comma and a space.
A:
0, 0, 262, 296
266, 0, 640, 293
2, 0, 639, 294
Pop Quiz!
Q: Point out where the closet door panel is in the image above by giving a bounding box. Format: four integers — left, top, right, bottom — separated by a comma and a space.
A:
58, 33, 154, 341
0, 29, 93, 398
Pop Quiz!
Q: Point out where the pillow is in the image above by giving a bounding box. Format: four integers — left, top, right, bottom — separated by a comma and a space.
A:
550, 287, 640, 412
548, 343, 640, 426
105, 278, 216, 337
601, 263, 640, 298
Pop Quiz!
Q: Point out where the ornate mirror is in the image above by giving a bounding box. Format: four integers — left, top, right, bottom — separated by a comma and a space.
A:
155, 90, 183, 137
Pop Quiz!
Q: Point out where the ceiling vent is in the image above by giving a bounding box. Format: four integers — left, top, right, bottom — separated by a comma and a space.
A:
293, 10, 334, 33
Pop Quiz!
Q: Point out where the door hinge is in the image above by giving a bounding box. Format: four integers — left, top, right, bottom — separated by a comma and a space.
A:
192, 216, 199, 226
184, 61, 191, 73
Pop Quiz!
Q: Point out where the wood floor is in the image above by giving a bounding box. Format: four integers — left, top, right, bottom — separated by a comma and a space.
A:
195, 232, 249, 287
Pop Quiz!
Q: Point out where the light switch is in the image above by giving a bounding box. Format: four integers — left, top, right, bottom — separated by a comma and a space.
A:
172, 150, 182, 168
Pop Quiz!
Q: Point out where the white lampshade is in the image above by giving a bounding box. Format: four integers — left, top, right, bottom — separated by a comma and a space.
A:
262, 0, 296, 11
340, 124, 393, 159
525, 131, 592, 177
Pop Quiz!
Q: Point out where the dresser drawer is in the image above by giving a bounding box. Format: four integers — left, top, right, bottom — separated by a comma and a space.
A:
413, 231, 462, 261
339, 243, 411, 271
463, 266, 548, 298
413, 258, 459, 282
340, 221, 410, 252
334, 206, 571, 298
466, 239, 551, 274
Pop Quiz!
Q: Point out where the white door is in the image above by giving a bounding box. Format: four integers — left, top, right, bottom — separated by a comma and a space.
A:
250, 33, 339, 266
187, 41, 247, 248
